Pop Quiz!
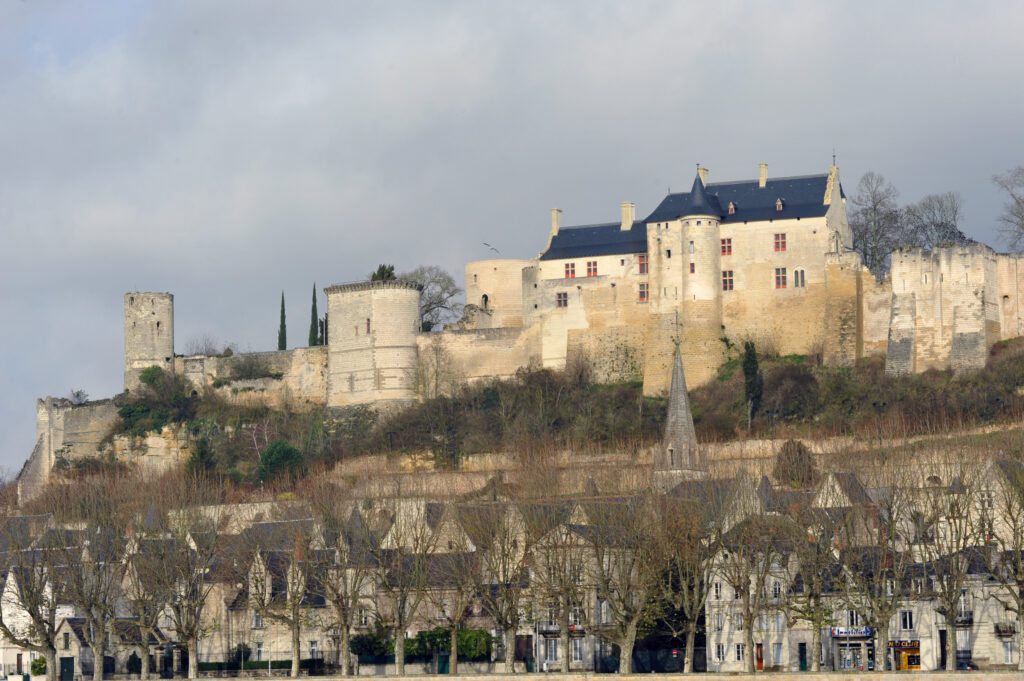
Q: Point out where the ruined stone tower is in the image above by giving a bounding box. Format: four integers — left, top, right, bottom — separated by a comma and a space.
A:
324, 280, 422, 407
124, 292, 174, 392
654, 345, 707, 490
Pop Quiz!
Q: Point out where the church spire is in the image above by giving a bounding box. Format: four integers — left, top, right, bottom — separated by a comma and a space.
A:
655, 345, 707, 486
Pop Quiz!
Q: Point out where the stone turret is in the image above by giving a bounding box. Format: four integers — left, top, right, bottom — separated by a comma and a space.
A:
124, 292, 174, 392
654, 346, 707, 490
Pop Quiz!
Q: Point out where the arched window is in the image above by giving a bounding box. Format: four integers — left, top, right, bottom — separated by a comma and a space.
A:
481, 294, 489, 310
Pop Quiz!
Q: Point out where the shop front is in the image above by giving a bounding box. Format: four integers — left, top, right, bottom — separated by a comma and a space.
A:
830, 627, 874, 671
889, 639, 921, 670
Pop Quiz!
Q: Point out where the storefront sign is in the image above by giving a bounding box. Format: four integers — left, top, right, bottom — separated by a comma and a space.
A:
831, 626, 873, 638
888, 640, 920, 649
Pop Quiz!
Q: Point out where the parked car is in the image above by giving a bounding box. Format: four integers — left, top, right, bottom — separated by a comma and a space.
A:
956, 660, 979, 671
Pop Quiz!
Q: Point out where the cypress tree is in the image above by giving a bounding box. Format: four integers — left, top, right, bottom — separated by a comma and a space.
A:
742, 340, 763, 429
278, 292, 287, 351
308, 284, 319, 346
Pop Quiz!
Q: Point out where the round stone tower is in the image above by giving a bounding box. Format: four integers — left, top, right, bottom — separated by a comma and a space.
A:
124, 292, 174, 392
324, 280, 422, 407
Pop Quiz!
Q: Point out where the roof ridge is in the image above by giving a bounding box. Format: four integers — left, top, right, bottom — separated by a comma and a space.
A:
708, 173, 829, 187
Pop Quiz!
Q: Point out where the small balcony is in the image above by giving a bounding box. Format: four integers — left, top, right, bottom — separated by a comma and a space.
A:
537, 622, 560, 634
955, 611, 974, 626
995, 622, 1017, 637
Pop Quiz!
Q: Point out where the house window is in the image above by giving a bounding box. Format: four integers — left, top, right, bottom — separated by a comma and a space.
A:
727, 201, 736, 215
638, 283, 649, 303
689, 241, 695, 254
253, 612, 264, 629
309, 641, 318, 659
586, 261, 598, 277
774, 233, 787, 251
900, 610, 914, 631
359, 607, 369, 627
571, 638, 584, 662
689, 262, 695, 274
714, 612, 724, 631
847, 610, 861, 627
772, 581, 782, 599
714, 582, 722, 599
721, 238, 732, 255
638, 254, 649, 274
63, 633, 70, 650
715, 644, 725, 663
570, 561, 583, 585
545, 639, 559, 662
736, 644, 745, 662
1005, 641, 1013, 665
255, 642, 264, 661
556, 292, 568, 308
775, 267, 787, 289
568, 604, 583, 626
773, 643, 783, 666
794, 269, 806, 288
737, 614, 745, 630
722, 271, 734, 291
564, 263, 576, 278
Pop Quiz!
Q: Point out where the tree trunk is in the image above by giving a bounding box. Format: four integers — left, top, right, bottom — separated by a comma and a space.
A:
876, 623, 890, 672
291, 621, 301, 678
1018, 608, 1024, 671
92, 631, 105, 681
946, 614, 957, 672
810, 625, 821, 672
449, 622, 459, 676
140, 644, 149, 681
395, 634, 406, 676
619, 621, 638, 674
745, 628, 755, 674
684, 621, 697, 673
561, 625, 570, 673
188, 637, 199, 680
340, 625, 351, 676
44, 648, 56, 681
503, 626, 516, 674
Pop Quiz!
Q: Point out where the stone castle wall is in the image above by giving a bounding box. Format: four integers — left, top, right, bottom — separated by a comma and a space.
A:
464, 259, 531, 329
124, 292, 174, 391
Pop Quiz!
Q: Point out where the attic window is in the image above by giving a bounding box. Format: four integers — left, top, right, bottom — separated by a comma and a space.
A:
727, 201, 736, 215
775, 198, 784, 212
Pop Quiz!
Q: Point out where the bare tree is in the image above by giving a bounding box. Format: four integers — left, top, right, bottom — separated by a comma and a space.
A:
849, 172, 904, 277
184, 336, 223, 356
981, 457, 1024, 671
786, 514, 840, 672
425, 548, 478, 675
903, 192, 968, 250
400, 266, 463, 332
0, 514, 63, 681
994, 167, 1024, 249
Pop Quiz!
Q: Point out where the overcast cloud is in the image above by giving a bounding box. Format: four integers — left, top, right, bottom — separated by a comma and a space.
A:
2, 1, 1023, 471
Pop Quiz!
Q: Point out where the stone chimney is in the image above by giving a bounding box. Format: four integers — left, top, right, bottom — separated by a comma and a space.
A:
550, 208, 562, 237
620, 202, 635, 231
759, 162, 768, 188
697, 165, 709, 186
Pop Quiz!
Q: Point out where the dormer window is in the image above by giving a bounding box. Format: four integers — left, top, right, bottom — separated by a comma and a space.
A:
775, 198, 784, 212
727, 201, 736, 216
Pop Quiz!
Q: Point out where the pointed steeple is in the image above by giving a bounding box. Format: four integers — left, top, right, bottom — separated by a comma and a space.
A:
679, 172, 721, 217
657, 346, 706, 479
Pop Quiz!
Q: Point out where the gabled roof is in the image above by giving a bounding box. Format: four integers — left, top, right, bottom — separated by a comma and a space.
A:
645, 173, 834, 224
539, 221, 647, 261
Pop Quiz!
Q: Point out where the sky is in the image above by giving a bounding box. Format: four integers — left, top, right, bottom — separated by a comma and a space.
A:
1, 1, 1023, 472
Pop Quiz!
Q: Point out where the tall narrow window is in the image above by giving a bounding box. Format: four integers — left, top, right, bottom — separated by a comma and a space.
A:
721, 238, 732, 255
774, 233, 787, 252
722, 270, 734, 291
775, 267, 787, 289
736, 644, 745, 662
564, 263, 576, 278
638, 283, 649, 303
794, 269, 806, 288
586, 261, 598, 277
638, 254, 649, 274
556, 292, 568, 308
366, 318, 371, 334
688, 241, 695, 254
689, 262, 695, 274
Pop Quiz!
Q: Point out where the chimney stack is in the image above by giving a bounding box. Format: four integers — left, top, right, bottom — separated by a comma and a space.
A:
620, 202, 635, 231
550, 208, 562, 237
697, 165, 709, 186
758, 162, 768, 188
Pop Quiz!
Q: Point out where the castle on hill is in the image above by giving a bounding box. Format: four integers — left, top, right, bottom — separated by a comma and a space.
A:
18, 162, 1024, 501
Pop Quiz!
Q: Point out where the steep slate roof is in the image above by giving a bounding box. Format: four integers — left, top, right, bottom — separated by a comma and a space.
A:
539, 221, 647, 261
646, 173, 834, 224
661, 347, 704, 472
539, 171, 838, 261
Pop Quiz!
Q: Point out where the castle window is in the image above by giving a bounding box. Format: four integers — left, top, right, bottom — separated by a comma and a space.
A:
564, 263, 576, 279
689, 241, 695, 254
638, 254, 649, 275
794, 269, 806, 288
775, 198, 784, 212
722, 270, 734, 291
366, 318, 371, 334
638, 283, 649, 303
586, 261, 598, 277
727, 201, 736, 215
774, 233, 787, 252
721, 238, 732, 255
481, 294, 489, 309
556, 292, 568, 308
666, 249, 672, 259
689, 262, 695, 274
620, 259, 625, 266
775, 267, 788, 289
